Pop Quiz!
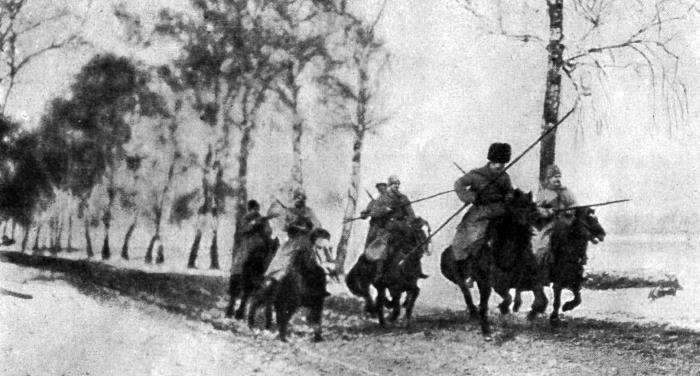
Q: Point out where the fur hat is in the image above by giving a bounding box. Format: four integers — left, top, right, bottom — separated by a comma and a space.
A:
293, 188, 306, 201
375, 182, 388, 189
544, 164, 562, 180
487, 143, 511, 164
247, 199, 260, 211
388, 175, 401, 185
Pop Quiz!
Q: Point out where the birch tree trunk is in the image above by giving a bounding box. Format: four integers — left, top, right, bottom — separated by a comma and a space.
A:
32, 223, 41, 252
67, 215, 73, 251
121, 215, 137, 260
209, 223, 219, 269
336, 130, 365, 274
55, 219, 63, 252
291, 117, 304, 192
84, 218, 94, 258
539, 0, 564, 182
188, 228, 203, 268
21, 223, 30, 252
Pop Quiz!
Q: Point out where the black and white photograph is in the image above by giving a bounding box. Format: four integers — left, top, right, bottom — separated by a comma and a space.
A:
1, 0, 699, 374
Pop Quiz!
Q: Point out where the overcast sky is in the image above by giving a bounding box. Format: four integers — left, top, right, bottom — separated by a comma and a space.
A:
7, 0, 700, 243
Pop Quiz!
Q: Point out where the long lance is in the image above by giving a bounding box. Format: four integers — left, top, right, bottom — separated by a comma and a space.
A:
274, 198, 288, 209
554, 199, 631, 213
453, 162, 468, 174
406, 104, 578, 255
402, 106, 577, 208
365, 189, 375, 201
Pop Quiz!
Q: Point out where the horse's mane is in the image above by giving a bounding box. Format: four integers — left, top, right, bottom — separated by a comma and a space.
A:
552, 210, 593, 260
489, 189, 536, 271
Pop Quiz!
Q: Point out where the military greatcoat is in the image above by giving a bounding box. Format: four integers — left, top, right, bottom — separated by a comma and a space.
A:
451, 164, 513, 261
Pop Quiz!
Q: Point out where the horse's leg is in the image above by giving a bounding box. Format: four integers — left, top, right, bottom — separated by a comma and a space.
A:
374, 285, 387, 327
360, 280, 376, 315
528, 285, 548, 321
235, 291, 249, 320
454, 258, 479, 317
347, 262, 376, 314
264, 296, 274, 330
512, 289, 523, 313
307, 299, 324, 342
550, 284, 562, 326
388, 288, 402, 323
225, 275, 240, 317
275, 299, 288, 342
476, 279, 492, 339
247, 293, 262, 328
562, 287, 582, 312
493, 276, 511, 315
234, 278, 250, 320
496, 286, 512, 315
248, 281, 272, 328
404, 285, 420, 324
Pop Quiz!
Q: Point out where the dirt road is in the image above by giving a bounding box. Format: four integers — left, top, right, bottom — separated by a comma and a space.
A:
1, 256, 699, 375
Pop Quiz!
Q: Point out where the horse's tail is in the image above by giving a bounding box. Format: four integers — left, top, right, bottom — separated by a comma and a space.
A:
345, 255, 371, 297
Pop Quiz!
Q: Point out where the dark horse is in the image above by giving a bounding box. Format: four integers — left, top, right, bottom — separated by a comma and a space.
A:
547, 207, 606, 325
440, 189, 543, 339
226, 235, 279, 320
346, 217, 430, 327
247, 229, 329, 342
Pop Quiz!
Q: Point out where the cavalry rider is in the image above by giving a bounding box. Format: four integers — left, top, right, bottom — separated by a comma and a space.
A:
531, 164, 577, 265
359, 182, 390, 256
375, 182, 388, 197
261, 189, 325, 286
451, 143, 514, 263
227, 199, 274, 316
361, 175, 426, 281
229, 199, 273, 277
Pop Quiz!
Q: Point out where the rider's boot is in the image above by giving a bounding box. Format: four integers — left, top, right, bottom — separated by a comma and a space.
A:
372, 260, 384, 284
417, 263, 429, 279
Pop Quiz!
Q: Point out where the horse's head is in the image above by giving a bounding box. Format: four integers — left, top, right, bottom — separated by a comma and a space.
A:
507, 189, 538, 227
402, 216, 431, 256
574, 207, 606, 244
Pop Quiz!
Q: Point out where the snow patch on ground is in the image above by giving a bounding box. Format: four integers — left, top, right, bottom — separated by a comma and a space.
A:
0, 263, 300, 376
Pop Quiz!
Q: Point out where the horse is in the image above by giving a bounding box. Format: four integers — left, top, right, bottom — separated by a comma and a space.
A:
440, 189, 542, 339
225, 236, 279, 320
247, 229, 329, 342
548, 207, 606, 326
346, 217, 431, 327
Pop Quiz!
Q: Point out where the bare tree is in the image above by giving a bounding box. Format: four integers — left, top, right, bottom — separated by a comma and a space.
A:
317, 0, 391, 273
267, 0, 335, 193
151, 0, 268, 269
456, 0, 696, 180
0, 0, 89, 114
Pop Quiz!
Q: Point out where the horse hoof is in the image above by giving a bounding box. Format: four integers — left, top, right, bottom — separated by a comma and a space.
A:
388, 314, 399, 323
562, 302, 577, 312
527, 311, 539, 321
225, 308, 234, 318
512, 302, 522, 313
312, 333, 324, 343
234, 310, 245, 320
498, 304, 510, 315
483, 334, 493, 342
550, 316, 561, 327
